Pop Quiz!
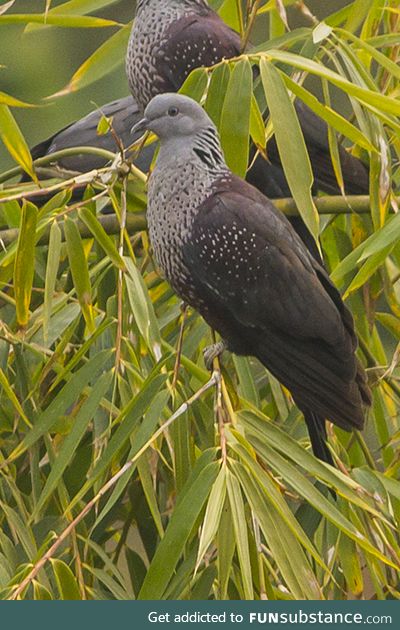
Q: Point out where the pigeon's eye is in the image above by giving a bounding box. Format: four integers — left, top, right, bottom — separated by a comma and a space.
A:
168, 106, 179, 117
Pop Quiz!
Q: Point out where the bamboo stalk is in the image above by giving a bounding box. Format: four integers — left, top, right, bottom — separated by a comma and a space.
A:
1, 196, 399, 248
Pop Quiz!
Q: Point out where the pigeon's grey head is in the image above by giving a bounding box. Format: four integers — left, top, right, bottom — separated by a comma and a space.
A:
132, 93, 215, 142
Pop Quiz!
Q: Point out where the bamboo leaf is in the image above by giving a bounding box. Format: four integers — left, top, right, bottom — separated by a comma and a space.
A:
69, 372, 168, 513
220, 59, 253, 177
233, 462, 322, 600
7, 349, 113, 463
262, 49, 400, 119
226, 468, 254, 599
196, 465, 227, 572
0, 14, 119, 27
34, 372, 111, 517
51, 24, 131, 96
14, 201, 38, 328
125, 257, 162, 361
64, 215, 95, 332
139, 458, 220, 600
260, 58, 319, 241
78, 208, 125, 270
43, 221, 62, 344
50, 560, 81, 600
0, 105, 35, 180
0, 91, 35, 108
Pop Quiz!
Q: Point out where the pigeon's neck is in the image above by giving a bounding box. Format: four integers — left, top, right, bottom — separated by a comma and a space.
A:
147, 128, 229, 287
157, 127, 228, 178
127, 0, 211, 111
136, 1, 209, 16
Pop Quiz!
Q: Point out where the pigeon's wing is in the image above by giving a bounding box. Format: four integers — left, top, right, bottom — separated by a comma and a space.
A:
23, 97, 154, 180
182, 175, 366, 429
159, 13, 241, 91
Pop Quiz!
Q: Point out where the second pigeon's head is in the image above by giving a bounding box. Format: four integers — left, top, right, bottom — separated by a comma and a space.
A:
132, 93, 215, 142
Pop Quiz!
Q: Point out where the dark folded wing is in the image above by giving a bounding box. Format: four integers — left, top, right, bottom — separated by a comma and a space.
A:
159, 13, 241, 91
183, 175, 366, 429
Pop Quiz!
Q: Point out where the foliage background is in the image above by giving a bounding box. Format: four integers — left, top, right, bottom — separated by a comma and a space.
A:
0, 0, 399, 601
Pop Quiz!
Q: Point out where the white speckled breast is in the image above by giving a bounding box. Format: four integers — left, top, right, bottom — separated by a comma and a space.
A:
147, 154, 214, 301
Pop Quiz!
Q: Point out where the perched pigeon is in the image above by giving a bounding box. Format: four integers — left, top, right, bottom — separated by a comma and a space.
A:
133, 93, 371, 466
126, 0, 369, 198
22, 97, 154, 177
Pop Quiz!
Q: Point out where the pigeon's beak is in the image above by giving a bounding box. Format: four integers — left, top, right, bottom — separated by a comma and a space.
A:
131, 117, 150, 136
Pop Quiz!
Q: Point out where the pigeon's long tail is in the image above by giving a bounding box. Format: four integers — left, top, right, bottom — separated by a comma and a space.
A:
303, 409, 334, 467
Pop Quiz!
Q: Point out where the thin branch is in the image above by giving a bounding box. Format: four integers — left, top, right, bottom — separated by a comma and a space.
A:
7, 372, 219, 600
0, 214, 147, 248
0, 147, 118, 184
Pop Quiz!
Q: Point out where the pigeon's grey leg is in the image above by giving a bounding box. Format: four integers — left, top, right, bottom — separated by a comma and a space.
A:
203, 340, 226, 371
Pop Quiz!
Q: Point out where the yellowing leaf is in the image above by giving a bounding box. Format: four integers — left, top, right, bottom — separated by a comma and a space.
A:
0, 104, 35, 180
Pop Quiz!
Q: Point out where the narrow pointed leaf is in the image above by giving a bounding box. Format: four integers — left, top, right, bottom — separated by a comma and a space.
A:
64, 216, 95, 332
139, 459, 220, 599
0, 105, 35, 180
220, 59, 252, 177
14, 202, 38, 327
50, 560, 81, 600
260, 59, 319, 241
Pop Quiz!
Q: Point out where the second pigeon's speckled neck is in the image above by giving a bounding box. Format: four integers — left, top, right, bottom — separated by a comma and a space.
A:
127, 0, 210, 112
146, 134, 229, 300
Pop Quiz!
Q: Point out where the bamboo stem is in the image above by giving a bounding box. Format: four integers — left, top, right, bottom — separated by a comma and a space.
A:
1, 195, 399, 248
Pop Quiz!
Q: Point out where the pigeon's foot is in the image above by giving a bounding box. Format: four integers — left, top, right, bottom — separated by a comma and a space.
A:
203, 341, 226, 371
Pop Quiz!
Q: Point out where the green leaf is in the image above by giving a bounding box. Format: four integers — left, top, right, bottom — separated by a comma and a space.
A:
0, 105, 35, 179
231, 439, 327, 570
260, 59, 319, 241
78, 208, 125, 270
34, 372, 111, 517
180, 68, 208, 102
69, 372, 167, 513
139, 457, 220, 599
281, 74, 376, 153
358, 213, 400, 261
14, 201, 38, 328
125, 257, 162, 361
52, 23, 131, 96
239, 434, 392, 565
33, 581, 53, 600
338, 502, 364, 596
337, 28, 400, 81
7, 349, 113, 463
43, 221, 62, 344
0, 14, 119, 27
93, 389, 170, 528
0, 367, 31, 428
205, 65, 231, 128
0, 91, 35, 107
249, 95, 266, 149
263, 49, 400, 119
0, 503, 36, 559
226, 469, 254, 599
25, 0, 121, 32
50, 559, 81, 600
64, 216, 95, 332
220, 59, 253, 177
343, 244, 394, 298
217, 496, 235, 600
233, 462, 322, 600
196, 465, 227, 571
239, 411, 389, 517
